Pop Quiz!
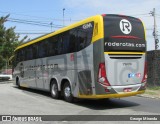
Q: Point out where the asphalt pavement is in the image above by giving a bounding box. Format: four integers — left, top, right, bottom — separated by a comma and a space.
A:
0, 82, 160, 123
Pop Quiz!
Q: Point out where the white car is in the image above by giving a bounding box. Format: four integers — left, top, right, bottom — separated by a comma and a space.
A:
0, 73, 12, 81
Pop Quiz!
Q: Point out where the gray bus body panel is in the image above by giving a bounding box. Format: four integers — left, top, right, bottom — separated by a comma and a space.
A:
13, 44, 95, 97
105, 54, 145, 86
13, 38, 145, 97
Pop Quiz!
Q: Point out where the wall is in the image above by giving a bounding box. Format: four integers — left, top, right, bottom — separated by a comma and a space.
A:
147, 50, 160, 86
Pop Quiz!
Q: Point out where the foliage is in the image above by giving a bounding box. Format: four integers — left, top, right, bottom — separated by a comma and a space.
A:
147, 86, 160, 90
0, 15, 27, 69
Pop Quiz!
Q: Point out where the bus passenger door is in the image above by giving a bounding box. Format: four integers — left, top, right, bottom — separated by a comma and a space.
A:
35, 59, 45, 89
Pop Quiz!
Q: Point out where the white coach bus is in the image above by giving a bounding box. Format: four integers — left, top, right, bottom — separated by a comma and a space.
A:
13, 14, 147, 102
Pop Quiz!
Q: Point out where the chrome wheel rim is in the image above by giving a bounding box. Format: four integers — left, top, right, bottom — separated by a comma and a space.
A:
64, 86, 71, 97
52, 84, 57, 96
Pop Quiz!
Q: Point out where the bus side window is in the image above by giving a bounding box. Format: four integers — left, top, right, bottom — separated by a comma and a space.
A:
63, 31, 70, 54
19, 49, 24, 62
24, 47, 28, 60
16, 51, 20, 63
77, 29, 87, 51
57, 35, 63, 55
32, 44, 38, 59
69, 29, 78, 53
48, 38, 52, 56
44, 41, 49, 57
27, 46, 33, 60
24, 47, 27, 61
38, 42, 43, 58
77, 22, 94, 51
48, 36, 58, 56
38, 41, 48, 58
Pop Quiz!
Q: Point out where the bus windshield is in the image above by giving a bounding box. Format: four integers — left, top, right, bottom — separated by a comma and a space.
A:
103, 15, 146, 52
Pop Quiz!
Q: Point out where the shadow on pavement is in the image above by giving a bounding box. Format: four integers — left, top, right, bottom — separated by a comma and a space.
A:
73, 98, 139, 110
13, 86, 139, 110
0, 80, 13, 84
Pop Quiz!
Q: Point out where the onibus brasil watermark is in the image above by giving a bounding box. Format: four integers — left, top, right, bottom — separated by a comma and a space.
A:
1, 116, 42, 122
0, 115, 160, 121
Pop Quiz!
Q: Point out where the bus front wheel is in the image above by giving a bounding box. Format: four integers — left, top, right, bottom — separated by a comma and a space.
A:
16, 78, 21, 88
50, 80, 60, 99
63, 82, 74, 102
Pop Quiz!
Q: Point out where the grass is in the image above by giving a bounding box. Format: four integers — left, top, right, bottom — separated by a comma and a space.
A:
147, 86, 160, 90
145, 90, 158, 95
143, 86, 160, 98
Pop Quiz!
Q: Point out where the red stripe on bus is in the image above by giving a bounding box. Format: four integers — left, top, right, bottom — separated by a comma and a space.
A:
111, 35, 141, 39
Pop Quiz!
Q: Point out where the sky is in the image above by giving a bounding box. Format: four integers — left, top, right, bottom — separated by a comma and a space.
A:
0, 0, 160, 51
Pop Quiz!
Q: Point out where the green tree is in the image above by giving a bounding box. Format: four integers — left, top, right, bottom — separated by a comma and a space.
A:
0, 15, 27, 70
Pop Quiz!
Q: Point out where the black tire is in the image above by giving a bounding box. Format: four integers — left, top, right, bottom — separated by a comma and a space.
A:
50, 80, 60, 99
63, 82, 74, 102
16, 78, 21, 88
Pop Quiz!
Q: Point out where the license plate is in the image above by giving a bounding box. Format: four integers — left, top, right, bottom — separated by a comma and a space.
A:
123, 88, 132, 92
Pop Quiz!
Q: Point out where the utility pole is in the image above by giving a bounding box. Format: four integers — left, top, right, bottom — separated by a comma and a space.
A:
63, 8, 65, 27
150, 8, 159, 50
50, 22, 53, 31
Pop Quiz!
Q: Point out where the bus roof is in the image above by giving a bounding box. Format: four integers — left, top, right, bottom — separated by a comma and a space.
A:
15, 15, 104, 51
15, 14, 144, 51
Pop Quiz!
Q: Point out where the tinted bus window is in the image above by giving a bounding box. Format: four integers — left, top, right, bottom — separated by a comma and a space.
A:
63, 31, 70, 54
26, 46, 33, 60
48, 36, 58, 56
77, 22, 94, 51
32, 44, 38, 59
57, 35, 63, 55
38, 41, 48, 58
69, 29, 78, 53
16, 50, 20, 63
19, 49, 24, 62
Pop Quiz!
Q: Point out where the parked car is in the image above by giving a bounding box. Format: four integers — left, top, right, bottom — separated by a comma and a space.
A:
0, 69, 13, 81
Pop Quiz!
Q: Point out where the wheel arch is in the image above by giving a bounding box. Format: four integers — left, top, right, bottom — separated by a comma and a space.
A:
16, 76, 20, 86
50, 78, 59, 91
60, 78, 72, 92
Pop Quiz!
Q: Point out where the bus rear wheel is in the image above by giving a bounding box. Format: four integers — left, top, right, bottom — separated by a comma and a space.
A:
50, 80, 60, 99
63, 82, 74, 102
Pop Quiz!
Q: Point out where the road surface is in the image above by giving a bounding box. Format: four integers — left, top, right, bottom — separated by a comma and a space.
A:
0, 82, 160, 123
